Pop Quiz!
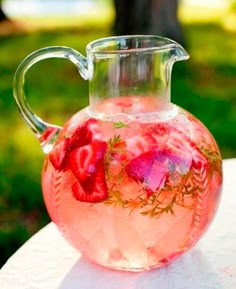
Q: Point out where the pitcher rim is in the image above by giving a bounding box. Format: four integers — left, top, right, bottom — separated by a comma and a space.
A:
86, 35, 181, 54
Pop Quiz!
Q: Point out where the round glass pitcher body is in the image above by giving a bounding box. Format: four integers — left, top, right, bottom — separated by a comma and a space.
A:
42, 101, 222, 271
13, 35, 222, 272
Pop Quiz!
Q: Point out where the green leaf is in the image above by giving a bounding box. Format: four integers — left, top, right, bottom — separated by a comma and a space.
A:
113, 121, 129, 129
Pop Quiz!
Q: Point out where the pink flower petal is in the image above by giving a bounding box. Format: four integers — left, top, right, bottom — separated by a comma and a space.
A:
146, 160, 169, 193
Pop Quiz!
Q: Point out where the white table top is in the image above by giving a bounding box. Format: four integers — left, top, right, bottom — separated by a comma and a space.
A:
0, 158, 235, 289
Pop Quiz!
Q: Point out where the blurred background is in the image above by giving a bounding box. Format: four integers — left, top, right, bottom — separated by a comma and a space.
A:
0, 0, 235, 267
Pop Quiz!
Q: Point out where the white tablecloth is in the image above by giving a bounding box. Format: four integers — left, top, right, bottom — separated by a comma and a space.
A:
0, 159, 235, 289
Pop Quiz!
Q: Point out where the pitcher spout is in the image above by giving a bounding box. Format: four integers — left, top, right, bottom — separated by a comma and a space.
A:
170, 42, 190, 62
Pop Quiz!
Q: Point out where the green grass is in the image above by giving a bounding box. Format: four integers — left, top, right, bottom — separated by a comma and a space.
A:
172, 23, 236, 156
0, 13, 236, 267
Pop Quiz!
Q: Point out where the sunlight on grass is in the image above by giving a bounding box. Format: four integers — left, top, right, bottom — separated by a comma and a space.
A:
179, 4, 236, 32
9, 6, 114, 33
179, 6, 227, 24
222, 12, 236, 31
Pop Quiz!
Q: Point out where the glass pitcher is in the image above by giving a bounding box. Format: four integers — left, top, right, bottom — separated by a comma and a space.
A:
13, 35, 222, 272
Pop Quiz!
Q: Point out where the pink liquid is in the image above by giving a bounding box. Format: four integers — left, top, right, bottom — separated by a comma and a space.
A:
42, 97, 222, 271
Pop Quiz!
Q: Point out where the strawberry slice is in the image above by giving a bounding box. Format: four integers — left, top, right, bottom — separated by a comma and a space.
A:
69, 140, 107, 182
72, 160, 108, 202
86, 118, 101, 141
69, 144, 96, 182
49, 138, 70, 170
125, 133, 157, 158
70, 118, 100, 149
66, 118, 108, 203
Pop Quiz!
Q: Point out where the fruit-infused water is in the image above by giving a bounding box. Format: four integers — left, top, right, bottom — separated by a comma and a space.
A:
42, 97, 222, 271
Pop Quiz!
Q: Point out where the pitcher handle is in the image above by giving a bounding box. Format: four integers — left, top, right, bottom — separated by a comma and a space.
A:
13, 46, 89, 153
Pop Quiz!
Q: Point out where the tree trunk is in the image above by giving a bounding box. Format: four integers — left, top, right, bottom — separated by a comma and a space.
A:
113, 0, 185, 47
0, 1, 8, 22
